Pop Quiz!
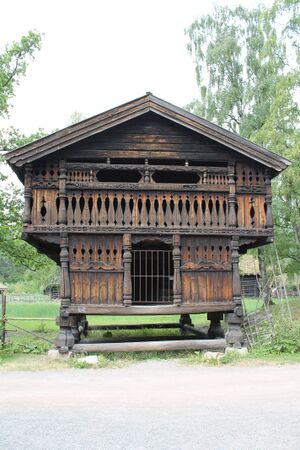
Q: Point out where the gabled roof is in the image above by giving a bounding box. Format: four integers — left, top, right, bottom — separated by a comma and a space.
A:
5, 93, 290, 176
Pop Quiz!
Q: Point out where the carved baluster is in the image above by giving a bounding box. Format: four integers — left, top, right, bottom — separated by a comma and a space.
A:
115, 192, 123, 227
228, 164, 237, 227
132, 193, 139, 227
140, 195, 148, 227
188, 194, 196, 227
204, 194, 210, 226
156, 195, 164, 228
124, 193, 131, 227
23, 164, 32, 225
218, 195, 225, 227
72, 193, 80, 225
66, 193, 73, 225
82, 191, 90, 225
87, 193, 94, 225
99, 193, 107, 226
173, 194, 180, 227
173, 234, 182, 305
149, 194, 157, 227
264, 169, 272, 228
123, 234, 132, 306
211, 195, 218, 226
107, 192, 115, 226
249, 197, 256, 228
92, 192, 98, 225
181, 195, 189, 227
196, 195, 203, 227
165, 193, 173, 227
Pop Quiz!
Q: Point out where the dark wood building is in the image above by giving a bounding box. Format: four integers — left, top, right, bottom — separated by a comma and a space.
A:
6, 94, 289, 351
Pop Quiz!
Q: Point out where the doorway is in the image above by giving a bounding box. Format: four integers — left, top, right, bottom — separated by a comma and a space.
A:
131, 239, 173, 304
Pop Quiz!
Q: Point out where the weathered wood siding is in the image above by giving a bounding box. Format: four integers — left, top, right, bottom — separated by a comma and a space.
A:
69, 235, 123, 304
181, 237, 232, 303
60, 113, 237, 161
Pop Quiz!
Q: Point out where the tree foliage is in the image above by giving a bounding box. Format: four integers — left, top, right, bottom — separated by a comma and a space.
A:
0, 31, 42, 118
0, 31, 54, 277
186, 0, 300, 277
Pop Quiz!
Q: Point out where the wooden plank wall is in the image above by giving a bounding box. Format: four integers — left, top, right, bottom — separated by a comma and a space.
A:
60, 113, 236, 162
181, 236, 232, 303
69, 235, 123, 304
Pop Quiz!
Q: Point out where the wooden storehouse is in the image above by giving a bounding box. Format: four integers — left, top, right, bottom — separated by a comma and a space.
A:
6, 94, 289, 351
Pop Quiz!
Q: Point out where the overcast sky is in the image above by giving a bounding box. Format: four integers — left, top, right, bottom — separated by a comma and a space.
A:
1, 0, 273, 136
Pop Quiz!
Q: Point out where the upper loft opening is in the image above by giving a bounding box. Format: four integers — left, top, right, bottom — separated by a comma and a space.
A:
152, 171, 200, 184
96, 169, 142, 183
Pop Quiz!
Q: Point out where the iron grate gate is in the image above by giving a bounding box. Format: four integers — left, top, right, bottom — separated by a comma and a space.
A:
131, 249, 174, 304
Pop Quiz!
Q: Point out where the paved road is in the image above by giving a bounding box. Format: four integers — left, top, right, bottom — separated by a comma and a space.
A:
1, 361, 300, 450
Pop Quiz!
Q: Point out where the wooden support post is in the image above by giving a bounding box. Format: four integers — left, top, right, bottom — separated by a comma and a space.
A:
225, 237, 244, 348
55, 232, 75, 351
228, 163, 237, 227
123, 233, 132, 306
231, 237, 241, 304
58, 160, 67, 225
207, 312, 224, 338
23, 164, 32, 225
264, 169, 273, 228
59, 232, 71, 303
173, 234, 182, 305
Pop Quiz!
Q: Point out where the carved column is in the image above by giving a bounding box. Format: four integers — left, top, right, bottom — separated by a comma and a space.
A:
59, 232, 71, 304
55, 232, 75, 351
58, 160, 67, 225
23, 164, 32, 225
123, 233, 132, 306
264, 169, 273, 228
231, 237, 241, 304
228, 163, 237, 227
173, 234, 182, 306
225, 237, 244, 348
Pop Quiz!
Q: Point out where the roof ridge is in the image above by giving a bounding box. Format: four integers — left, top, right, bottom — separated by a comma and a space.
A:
5, 93, 291, 176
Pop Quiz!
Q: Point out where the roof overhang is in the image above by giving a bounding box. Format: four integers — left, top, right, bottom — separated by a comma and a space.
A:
5, 93, 291, 182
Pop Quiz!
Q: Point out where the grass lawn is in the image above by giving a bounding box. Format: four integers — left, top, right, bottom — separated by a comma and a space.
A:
4, 301, 212, 332
1, 297, 299, 371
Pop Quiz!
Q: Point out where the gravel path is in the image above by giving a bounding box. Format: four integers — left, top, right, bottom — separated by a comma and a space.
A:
1, 361, 300, 450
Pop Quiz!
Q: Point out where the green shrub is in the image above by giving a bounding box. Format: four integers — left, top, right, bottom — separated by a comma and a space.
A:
259, 319, 300, 354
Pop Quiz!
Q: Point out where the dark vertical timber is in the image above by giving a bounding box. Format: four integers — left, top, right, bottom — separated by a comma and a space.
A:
228, 163, 237, 227
59, 160, 67, 225
23, 164, 32, 225
231, 237, 241, 304
173, 234, 182, 305
123, 233, 132, 306
55, 232, 75, 351
225, 237, 244, 348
